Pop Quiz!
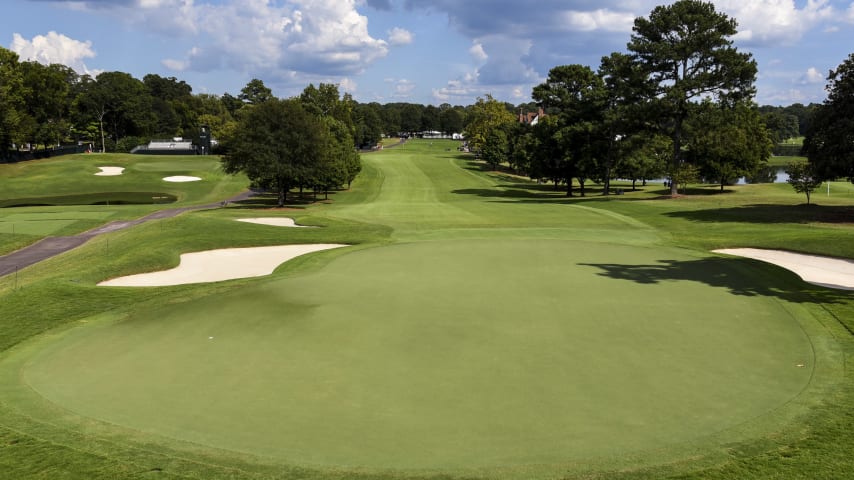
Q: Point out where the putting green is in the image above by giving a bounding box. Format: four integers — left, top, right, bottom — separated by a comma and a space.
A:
22, 238, 812, 473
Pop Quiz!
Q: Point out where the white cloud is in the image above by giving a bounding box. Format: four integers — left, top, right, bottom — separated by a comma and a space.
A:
385, 78, 417, 98
562, 9, 635, 32
715, 0, 834, 46
339, 77, 358, 93
64, 0, 390, 82
469, 42, 488, 62
388, 27, 413, 46
10, 31, 97, 75
797, 67, 826, 85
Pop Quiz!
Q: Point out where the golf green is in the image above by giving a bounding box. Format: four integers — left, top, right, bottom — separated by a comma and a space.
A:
22, 238, 812, 473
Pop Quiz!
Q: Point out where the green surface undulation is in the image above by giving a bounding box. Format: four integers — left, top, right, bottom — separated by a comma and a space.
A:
21, 240, 812, 472
0, 139, 852, 479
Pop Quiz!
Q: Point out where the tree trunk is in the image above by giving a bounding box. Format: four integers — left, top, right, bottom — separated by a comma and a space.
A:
98, 112, 106, 153
671, 119, 682, 196
278, 180, 289, 207
632, 179, 637, 191
579, 177, 586, 197
565, 177, 573, 197
603, 166, 611, 195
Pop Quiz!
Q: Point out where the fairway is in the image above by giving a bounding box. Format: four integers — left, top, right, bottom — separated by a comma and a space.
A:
0, 140, 848, 479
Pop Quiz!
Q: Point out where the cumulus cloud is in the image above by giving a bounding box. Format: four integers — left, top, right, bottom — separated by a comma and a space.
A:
388, 27, 413, 46
715, 0, 834, 46
469, 42, 488, 62
10, 31, 97, 74
385, 78, 417, 98
562, 9, 635, 32
51, 0, 392, 83
797, 67, 826, 85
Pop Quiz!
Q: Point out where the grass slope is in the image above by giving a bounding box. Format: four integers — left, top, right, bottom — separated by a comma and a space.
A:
0, 139, 852, 479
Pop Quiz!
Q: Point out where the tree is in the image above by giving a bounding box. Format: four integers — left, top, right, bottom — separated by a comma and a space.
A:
222, 98, 332, 207
786, 160, 823, 205
802, 53, 854, 183
399, 103, 423, 134
628, 0, 758, 195
238, 78, 273, 105
439, 106, 464, 136
686, 99, 772, 191
463, 94, 515, 155
353, 102, 383, 148
532, 65, 607, 196
481, 127, 509, 170
760, 110, 800, 144
616, 132, 670, 190
0, 47, 25, 154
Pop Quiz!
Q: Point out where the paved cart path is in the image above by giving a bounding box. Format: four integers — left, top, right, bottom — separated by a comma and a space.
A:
0, 190, 256, 278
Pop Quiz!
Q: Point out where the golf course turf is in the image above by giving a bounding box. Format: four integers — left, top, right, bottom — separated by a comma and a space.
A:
0, 140, 852, 479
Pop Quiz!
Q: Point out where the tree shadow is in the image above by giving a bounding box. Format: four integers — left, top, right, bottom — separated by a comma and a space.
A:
579, 257, 852, 305
228, 192, 332, 210
665, 204, 854, 224
451, 183, 662, 203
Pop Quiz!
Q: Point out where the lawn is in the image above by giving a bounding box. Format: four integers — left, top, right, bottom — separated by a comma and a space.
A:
0, 139, 852, 479
0, 153, 247, 254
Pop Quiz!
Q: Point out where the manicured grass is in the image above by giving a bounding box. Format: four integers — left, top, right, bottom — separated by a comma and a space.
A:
0, 139, 852, 479
0, 153, 247, 254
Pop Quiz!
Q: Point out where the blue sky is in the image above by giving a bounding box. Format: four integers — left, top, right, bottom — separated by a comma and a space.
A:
3, 0, 854, 106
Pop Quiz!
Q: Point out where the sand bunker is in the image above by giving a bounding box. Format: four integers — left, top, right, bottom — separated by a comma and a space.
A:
237, 217, 315, 228
163, 176, 201, 182
95, 166, 125, 176
99, 244, 346, 287
714, 248, 854, 290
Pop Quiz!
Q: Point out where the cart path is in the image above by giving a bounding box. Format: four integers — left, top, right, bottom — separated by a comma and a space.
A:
0, 190, 256, 278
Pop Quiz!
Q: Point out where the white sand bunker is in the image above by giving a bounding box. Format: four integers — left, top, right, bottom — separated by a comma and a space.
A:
237, 217, 316, 228
95, 166, 125, 176
714, 248, 854, 290
99, 244, 346, 287
163, 176, 201, 182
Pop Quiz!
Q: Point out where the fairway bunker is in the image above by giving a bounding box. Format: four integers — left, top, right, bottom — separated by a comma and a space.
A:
163, 176, 201, 182
714, 248, 854, 290
94, 166, 125, 176
98, 244, 346, 286
236, 217, 316, 228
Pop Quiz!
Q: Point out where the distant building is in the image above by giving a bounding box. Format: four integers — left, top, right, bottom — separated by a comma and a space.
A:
131, 125, 211, 155
519, 107, 545, 126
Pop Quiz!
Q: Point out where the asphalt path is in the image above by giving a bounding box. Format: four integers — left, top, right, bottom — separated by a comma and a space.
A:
0, 190, 256, 278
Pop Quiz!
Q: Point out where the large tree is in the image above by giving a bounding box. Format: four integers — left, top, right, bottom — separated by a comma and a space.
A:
802, 53, 854, 183
532, 64, 607, 196
686, 99, 773, 191
0, 47, 25, 154
222, 98, 332, 207
463, 94, 515, 155
628, 0, 757, 195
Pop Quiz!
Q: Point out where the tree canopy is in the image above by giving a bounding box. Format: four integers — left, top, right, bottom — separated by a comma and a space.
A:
802, 53, 854, 183
221, 98, 331, 207
628, 0, 758, 195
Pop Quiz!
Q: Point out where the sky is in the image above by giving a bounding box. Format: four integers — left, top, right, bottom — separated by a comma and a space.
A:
3, 0, 854, 106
